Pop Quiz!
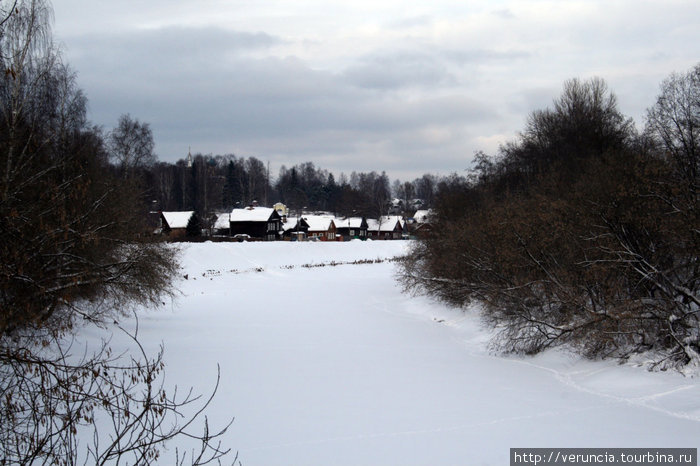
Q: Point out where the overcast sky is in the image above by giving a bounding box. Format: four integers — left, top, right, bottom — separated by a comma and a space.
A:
52, 0, 699, 181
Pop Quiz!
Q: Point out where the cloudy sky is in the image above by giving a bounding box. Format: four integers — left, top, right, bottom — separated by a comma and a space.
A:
52, 0, 699, 181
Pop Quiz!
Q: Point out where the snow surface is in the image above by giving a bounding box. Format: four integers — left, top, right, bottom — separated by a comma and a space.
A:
97, 241, 700, 465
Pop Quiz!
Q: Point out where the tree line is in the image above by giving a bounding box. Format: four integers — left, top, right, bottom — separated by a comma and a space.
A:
146, 154, 441, 219
399, 66, 699, 370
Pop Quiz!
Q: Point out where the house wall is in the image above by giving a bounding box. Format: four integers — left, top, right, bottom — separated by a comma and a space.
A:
308, 224, 337, 241
369, 224, 402, 240
336, 227, 368, 241
230, 221, 267, 239
229, 218, 282, 241
168, 228, 187, 239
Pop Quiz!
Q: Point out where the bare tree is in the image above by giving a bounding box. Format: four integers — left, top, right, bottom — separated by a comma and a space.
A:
399, 75, 700, 369
0, 1, 237, 463
108, 113, 156, 176
0, 320, 235, 465
645, 63, 699, 187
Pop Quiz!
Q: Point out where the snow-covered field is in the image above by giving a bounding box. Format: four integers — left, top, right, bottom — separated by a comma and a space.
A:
108, 241, 700, 465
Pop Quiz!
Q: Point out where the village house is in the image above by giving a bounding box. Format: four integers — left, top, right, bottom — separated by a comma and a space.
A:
303, 216, 337, 241
229, 206, 282, 241
410, 209, 434, 238
212, 212, 231, 236
367, 215, 405, 240
160, 211, 195, 239
281, 216, 310, 241
334, 217, 368, 241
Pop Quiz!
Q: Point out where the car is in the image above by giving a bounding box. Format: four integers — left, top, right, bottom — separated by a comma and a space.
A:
233, 234, 251, 242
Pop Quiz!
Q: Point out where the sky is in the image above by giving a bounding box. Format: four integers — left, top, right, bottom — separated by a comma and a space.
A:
52, 0, 700, 181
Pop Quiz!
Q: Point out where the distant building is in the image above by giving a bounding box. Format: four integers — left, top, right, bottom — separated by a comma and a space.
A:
160, 211, 195, 239
413, 210, 433, 224
304, 216, 338, 241
334, 217, 368, 241
212, 212, 231, 236
273, 202, 288, 217
229, 206, 282, 241
281, 216, 310, 241
411, 209, 434, 238
388, 198, 404, 214
367, 215, 404, 240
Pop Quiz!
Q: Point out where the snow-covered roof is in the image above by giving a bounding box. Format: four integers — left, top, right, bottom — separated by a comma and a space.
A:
281, 217, 299, 231
282, 217, 297, 232
162, 211, 194, 229
367, 216, 403, 232
414, 210, 433, 223
304, 215, 335, 232
281, 217, 312, 232
333, 217, 365, 229
230, 207, 276, 222
382, 216, 404, 231
381, 215, 404, 228
213, 213, 230, 230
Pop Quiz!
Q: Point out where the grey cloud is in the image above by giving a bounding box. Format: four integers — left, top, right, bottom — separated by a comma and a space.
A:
53, 25, 561, 179
344, 57, 454, 89
387, 15, 434, 30
492, 8, 516, 19
342, 52, 455, 90
71, 27, 492, 128
68, 26, 282, 70
445, 48, 530, 64
508, 86, 560, 116
341, 46, 530, 91
53, 0, 700, 180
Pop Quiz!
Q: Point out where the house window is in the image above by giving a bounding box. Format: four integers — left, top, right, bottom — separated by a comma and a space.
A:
350, 229, 355, 236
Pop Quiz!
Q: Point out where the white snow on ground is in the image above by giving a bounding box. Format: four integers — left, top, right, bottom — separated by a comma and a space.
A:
100, 241, 700, 465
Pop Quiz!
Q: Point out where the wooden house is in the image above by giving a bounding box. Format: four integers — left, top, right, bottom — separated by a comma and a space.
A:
281, 216, 310, 241
160, 211, 195, 239
367, 215, 405, 240
229, 206, 282, 241
334, 217, 368, 241
411, 209, 434, 238
304, 216, 337, 241
212, 213, 231, 236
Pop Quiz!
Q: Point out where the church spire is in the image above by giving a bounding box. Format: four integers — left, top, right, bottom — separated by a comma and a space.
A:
186, 146, 192, 168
